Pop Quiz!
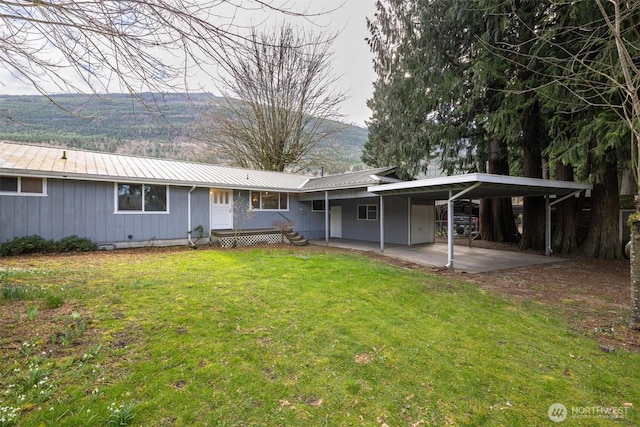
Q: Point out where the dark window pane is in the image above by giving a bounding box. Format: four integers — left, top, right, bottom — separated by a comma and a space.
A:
144, 185, 167, 211
312, 200, 325, 211
118, 183, 142, 211
261, 192, 279, 210
0, 176, 18, 192
21, 177, 43, 193
368, 205, 377, 220
358, 205, 367, 220
279, 193, 288, 210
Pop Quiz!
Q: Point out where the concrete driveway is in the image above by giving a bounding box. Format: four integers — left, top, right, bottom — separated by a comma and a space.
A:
310, 239, 566, 274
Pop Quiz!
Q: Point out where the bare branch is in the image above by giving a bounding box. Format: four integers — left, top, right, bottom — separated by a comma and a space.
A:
0, 0, 319, 99
197, 22, 347, 172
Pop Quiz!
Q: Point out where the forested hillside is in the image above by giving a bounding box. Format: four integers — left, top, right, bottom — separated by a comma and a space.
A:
0, 93, 368, 174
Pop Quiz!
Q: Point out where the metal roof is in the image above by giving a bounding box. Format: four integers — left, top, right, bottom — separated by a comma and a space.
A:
367, 173, 592, 199
0, 141, 309, 190
299, 167, 399, 192
0, 141, 392, 192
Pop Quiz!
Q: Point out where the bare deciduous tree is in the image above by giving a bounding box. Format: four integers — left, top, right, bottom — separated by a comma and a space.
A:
0, 0, 318, 98
197, 23, 347, 172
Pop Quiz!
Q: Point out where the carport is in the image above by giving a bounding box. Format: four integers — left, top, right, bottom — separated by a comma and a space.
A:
367, 173, 592, 270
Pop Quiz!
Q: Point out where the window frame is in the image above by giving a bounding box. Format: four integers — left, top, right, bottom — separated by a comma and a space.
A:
357, 204, 378, 221
0, 176, 47, 196
311, 199, 326, 212
114, 182, 169, 214
250, 191, 289, 211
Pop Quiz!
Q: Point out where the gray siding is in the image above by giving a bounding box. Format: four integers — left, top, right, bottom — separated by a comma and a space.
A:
0, 179, 209, 244
332, 195, 410, 244
190, 188, 211, 235
0, 180, 416, 247
234, 190, 326, 239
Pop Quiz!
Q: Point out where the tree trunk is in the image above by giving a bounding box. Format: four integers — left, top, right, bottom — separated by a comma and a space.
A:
519, 98, 546, 251
552, 163, 580, 254
630, 198, 640, 331
479, 137, 519, 242
582, 153, 622, 259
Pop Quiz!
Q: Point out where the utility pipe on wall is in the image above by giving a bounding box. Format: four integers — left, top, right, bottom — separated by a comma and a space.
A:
380, 195, 385, 252
188, 185, 196, 247
324, 190, 329, 245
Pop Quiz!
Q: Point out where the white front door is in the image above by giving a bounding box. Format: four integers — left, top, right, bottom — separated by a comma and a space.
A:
210, 189, 233, 230
330, 205, 342, 238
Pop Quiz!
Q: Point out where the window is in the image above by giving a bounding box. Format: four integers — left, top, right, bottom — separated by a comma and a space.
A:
357, 204, 378, 221
312, 200, 326, 211
250, 191, 288, 210
116, 183, 168, 213
0, 176, 45, 195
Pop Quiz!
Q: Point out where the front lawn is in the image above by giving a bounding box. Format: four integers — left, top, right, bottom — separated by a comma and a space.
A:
0, 247, 638, 426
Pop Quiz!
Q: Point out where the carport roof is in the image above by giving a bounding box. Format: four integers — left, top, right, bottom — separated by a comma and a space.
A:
367, 172, 592, 199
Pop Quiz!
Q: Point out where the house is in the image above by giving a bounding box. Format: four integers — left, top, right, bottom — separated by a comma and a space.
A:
0, 141, 438, 249
0, 141, 593, 268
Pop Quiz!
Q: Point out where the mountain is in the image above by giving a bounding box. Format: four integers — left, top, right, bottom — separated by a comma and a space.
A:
0, 93, 368, 174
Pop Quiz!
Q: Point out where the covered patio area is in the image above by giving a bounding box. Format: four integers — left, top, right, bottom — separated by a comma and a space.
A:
363, 173, 591, 270
311, 238, 565, 274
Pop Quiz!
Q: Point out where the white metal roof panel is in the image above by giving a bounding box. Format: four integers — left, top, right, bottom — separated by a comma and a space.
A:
300, 167, 399, 191
368, 172, 592, 199
0, 142, 311, 190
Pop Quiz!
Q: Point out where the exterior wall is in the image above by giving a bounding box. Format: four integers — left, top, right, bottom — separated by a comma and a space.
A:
190, 188, 211, 236
0, 179, 210, 246
233, 190, 326, 239
0, 178, 423, 247
330, 195, 410, 244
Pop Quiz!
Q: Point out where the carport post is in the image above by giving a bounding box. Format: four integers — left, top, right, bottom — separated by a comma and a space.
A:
446, 183, 482, 269
545, 195, 551, 256
545, 190, 583, 256
447, 191, 454, 269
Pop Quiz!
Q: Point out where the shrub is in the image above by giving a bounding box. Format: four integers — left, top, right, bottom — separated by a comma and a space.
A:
55, 235, 98, 253
0, 235, 55, 256
0, 235, 97, 256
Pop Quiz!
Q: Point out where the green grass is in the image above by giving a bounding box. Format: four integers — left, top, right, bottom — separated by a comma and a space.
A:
0, 247, 639, 426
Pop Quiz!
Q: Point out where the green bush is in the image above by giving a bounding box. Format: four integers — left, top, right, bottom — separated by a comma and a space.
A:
44, 293, 65, 309
55, 235, 97, 253
0, 235, 97, 256
0, 235, 55, 256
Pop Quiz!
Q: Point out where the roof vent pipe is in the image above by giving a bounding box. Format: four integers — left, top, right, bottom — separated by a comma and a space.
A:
61, 150, 67, 160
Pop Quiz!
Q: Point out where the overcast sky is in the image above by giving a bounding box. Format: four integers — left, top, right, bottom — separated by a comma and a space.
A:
312, 0, 377, 126
0, 1, 377, 127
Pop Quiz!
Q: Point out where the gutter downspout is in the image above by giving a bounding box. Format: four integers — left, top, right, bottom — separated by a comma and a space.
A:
446, 183, 482, 269
325, 190, 329, 246
380, 195, 385, 252
188, 185, 196, 247
545, 190, 583, 256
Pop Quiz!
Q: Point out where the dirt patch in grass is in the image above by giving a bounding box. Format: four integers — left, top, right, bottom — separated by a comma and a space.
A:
0, 299, 98, 359
353, 240, 639, 353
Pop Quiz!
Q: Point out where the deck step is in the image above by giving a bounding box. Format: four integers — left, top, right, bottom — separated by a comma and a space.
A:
283, 230, 309, 246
